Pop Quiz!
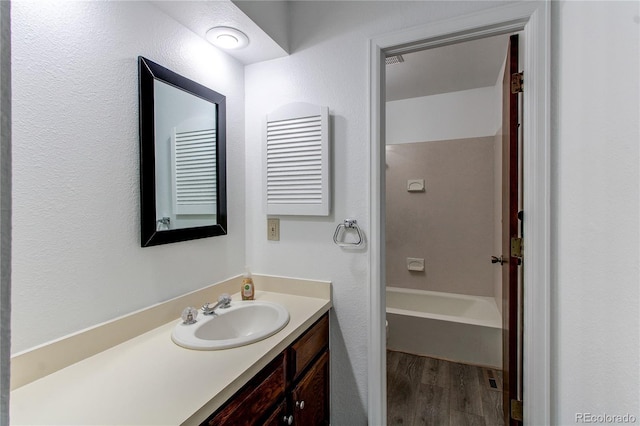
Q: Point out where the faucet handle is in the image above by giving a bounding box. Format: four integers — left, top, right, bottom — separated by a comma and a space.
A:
218, 293, 232, 308
181, 306, 198, 325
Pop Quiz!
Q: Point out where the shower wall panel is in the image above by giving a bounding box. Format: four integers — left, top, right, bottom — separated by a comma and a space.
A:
385, 137, 495, 297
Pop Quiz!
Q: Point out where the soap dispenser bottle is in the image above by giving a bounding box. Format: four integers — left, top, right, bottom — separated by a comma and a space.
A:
241, 267, 255, 300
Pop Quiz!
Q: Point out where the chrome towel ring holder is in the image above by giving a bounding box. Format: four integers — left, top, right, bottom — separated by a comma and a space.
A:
333, 219, 364, 247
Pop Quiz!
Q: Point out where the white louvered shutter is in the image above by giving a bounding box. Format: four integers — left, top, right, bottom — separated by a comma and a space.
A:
265, 103, 330, 216
171, 128, 217, 215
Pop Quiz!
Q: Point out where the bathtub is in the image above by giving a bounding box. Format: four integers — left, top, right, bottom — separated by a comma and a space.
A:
386, 286, 502, 368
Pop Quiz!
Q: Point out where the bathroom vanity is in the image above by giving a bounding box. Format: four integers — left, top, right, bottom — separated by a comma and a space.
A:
10, 276, 331, 425
204, 314, 329, 425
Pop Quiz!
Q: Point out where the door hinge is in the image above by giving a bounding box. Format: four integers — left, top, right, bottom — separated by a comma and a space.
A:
511, 399, 523, 421
511, 237, 523, 258
511, 72, 524, 93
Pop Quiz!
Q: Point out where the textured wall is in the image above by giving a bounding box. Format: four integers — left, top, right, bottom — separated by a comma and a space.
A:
551, 1, 639, 422
0, 1, 10, 422
11, 1, 246, 353
385, 138, 496, 297
243, 1, 506, 423
10, 1, 638, 423
246, 2, 640, 423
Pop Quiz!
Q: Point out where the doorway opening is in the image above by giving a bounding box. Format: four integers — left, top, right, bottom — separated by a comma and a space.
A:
368, 4, 550, 425
384, 33, 517, 426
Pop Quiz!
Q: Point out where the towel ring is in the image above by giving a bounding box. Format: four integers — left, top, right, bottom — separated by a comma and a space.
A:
333, 219, 363, 247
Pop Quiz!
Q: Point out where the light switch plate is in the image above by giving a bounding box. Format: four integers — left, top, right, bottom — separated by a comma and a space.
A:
267, 218, 280, 241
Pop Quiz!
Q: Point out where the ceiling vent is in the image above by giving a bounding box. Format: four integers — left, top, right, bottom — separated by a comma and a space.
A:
385, 55, 404, 65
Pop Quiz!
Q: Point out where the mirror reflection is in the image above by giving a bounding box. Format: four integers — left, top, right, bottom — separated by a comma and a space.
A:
154, 80, 217, 230
138, 56, 227, 246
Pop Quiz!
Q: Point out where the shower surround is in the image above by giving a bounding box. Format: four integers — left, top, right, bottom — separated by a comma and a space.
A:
385, 137, 497, 297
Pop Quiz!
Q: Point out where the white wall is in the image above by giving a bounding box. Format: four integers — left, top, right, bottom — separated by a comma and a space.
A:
552, 1, 639, 423
231, 0, 290, 54
243, 1, 508, 423
11, 1, 246, 353
246, 1, 640, 423
386, 86, 500, 144
10, 1, 640, 423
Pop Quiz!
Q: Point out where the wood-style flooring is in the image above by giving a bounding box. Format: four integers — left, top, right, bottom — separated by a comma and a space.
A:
387, 350, 504, 426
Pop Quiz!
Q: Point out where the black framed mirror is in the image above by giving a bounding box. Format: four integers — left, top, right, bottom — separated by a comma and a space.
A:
138, 56, 227, 247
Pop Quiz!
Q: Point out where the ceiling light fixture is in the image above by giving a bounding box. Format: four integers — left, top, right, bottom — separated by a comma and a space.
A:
205, 27, 249, 50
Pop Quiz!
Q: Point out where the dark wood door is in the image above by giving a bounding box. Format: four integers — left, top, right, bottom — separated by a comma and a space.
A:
502, 34, 522, 426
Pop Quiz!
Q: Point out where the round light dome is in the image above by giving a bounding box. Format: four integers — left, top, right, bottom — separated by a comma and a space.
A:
205, 27, 249, 50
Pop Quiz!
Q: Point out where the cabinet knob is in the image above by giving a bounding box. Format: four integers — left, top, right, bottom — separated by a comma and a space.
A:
283, 415, 293, 425
296, 400, 305, 410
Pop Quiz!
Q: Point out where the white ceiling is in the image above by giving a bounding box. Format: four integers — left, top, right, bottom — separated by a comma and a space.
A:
149, 0, 288, 65
385, 34, 510, 102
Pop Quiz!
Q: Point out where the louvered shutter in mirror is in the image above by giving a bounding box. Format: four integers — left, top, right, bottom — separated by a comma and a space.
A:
171, 128, 217, 216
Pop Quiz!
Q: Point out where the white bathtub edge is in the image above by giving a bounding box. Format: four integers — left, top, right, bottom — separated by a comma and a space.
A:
385, 286, 503, 368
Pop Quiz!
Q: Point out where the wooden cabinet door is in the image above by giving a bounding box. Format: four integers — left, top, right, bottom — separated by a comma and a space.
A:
263, 400, 289, 426
291, 351, 329, 426
204, 354, 285, 426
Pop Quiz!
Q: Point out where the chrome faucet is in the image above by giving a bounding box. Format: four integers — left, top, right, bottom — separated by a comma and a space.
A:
202, 293, 232, 316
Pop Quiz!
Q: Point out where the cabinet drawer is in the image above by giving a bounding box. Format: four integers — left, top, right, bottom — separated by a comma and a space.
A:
289, 314, 329, 382
204, 354, 286, 426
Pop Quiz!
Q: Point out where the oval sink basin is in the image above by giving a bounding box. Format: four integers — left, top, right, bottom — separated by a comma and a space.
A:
171, 300, 290, 350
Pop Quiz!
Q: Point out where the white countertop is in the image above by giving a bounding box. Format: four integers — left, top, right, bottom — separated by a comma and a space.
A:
10, 290, 331, 425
